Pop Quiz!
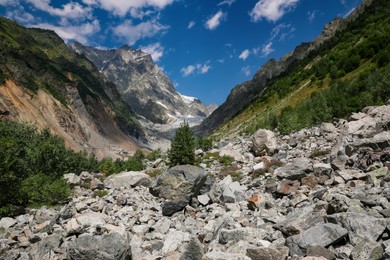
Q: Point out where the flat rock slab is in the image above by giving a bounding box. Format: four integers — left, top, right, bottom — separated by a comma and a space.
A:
104, 171, 151, 189
287, 223, 348, 256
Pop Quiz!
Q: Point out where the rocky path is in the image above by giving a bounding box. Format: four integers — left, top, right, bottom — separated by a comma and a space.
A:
1, 104, 390, 260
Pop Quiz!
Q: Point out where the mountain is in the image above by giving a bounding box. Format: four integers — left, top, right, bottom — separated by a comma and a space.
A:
68, 42, 212, 125
0, 17, 146, 158
198, 0, 383, 137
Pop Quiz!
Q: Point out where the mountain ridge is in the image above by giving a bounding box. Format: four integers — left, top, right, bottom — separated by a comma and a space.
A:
197, 0, 376, 136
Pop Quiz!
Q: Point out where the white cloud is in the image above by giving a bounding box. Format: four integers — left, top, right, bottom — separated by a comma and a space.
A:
218, 0, 235, 6
261, 42, 274, 57
181, 65, 196, 77
86, 0, 174, 17
25, 0, 92, 20
250, 0, 299, 22
29, 19, 101, 44
307, 10, 317, 22
187, 21, 195, 29
113, 20, 168, 45
241, 66, 251, 76
198, 63, 211, 74
181, 62, 212, 77
205, 10, 226, 30
3, 1, 35, 23
141, 42, 164, 62
270, 23, 295, 41
239, 49, 250, 60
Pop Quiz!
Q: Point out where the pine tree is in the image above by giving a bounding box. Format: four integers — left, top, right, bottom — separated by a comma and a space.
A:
168, 122, 195, 166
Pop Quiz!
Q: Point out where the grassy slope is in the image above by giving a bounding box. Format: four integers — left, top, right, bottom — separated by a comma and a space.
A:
214, 0, 390, 138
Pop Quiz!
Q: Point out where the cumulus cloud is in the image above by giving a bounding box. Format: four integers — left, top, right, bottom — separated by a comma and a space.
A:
141, 42, 164, 62
187, 21, 195, 29
250, 0, 299, 22
261, 42, 274, 57
239, 49, 250, 60
29, 19, 101, 44
24, 0, 93, 20
113, 20, 169, 45
84, 0, 174, 17
181, 62, 211, 77
205, 10, 226, 30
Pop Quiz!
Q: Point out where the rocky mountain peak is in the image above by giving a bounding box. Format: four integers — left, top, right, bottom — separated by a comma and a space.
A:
68, 42, 211, 126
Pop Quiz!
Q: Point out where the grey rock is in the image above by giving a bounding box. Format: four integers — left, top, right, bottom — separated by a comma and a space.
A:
306, 245, 336, 260
219, 228, 248, 245
350, 236, 383, 260
68, 232, 131, 260
161, 230, 190, 254
0, 217, 17, 230
162, 199, 188, 216
104, 171, 152, 189
197, 194, 210, 206
150, 165, 207, 201
274, 158, 313, 180
325, 212, 389, 245
179, 236, 204, 260
252, 129, 278, 156
203, 251, 251, 260
63, 173, 81, 186
286, 223, 348, 256
246, 246, 289, 260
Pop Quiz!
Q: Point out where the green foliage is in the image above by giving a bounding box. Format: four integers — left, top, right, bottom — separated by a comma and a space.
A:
146, 148, 162, 161
196, 135, 213, 151
98, 150, 146, 176
0, 121, 98, 217
218, 155, 234, 166
168, 122, 195, 166
20, 173, 71, 207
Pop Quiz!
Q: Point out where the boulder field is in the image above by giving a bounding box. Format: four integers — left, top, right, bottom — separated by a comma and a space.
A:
1, 105, 390, 260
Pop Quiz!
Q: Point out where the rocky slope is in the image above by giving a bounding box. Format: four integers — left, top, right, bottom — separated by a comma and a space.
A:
0, 17, 146, 158
68, 42, 212, 125
2, 103, 390, 259
197, 0, 375, 136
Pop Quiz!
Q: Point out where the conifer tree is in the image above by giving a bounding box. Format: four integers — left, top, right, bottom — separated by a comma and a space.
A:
168, 122, 195, 166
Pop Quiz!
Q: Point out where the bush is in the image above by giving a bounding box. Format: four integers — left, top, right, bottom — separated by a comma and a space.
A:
0, 121, 98, 217
168, 122, 195, 166
196, 135, 213, 151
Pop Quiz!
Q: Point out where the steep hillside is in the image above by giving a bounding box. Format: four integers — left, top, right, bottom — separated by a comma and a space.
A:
0, 17, 146, 158
68, 42, 211, 125
198, 0, 388, 137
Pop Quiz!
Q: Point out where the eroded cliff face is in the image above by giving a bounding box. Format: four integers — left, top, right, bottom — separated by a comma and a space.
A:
0, 80, 139, 158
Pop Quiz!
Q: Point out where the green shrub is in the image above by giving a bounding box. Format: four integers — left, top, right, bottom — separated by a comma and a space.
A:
218, 155, 234, 166
146, 148, 162, 161
196, 135, 213, 151
0, 121, 98, 217
20, 173, 71, 207
168, 122, 195, 166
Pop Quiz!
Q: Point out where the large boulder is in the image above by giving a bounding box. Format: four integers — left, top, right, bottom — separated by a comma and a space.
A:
150, 165, 207, 215
286, 223, 348, 256
252, 129, 277, 156
104, 171, 152, 189
274, 157, 313, 181
150, 165, 207, 201
67, 232, 131, 260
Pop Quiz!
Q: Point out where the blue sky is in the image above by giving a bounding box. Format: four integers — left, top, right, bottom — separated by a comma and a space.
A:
0, 0, 361, 105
